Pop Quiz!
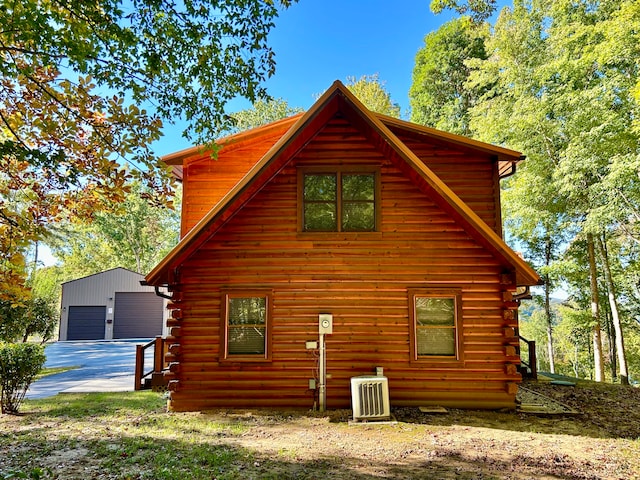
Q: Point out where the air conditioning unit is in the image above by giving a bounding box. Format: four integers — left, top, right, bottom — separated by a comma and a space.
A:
350, 375, 390, 421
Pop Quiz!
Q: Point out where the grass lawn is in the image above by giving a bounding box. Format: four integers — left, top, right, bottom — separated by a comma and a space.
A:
1, 380, 639, 479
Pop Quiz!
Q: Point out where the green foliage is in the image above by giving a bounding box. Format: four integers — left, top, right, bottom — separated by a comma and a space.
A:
229, 98, 303, 133
519, 307, 552, 369
555, 304, 595, 379
0, 467, 52, 480
0, 297, 57, 344
1, 0, 294, 310
623, 323, 640, 383
49, 183, 181, 277
345, 75, 402, 118
29, 265, 64, 310
0, 342, 46, 414
410, 16, 489, 135
1, 0, 295, 145
430, 0, 497, 22
454, 0, 640, 381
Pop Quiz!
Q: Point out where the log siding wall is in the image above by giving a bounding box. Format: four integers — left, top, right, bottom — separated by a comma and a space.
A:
181, 127, 292, 236
166, 118, 520, 411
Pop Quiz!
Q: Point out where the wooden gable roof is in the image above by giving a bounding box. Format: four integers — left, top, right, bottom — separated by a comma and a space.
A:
162, 114, 304, 184
146, 80, 541, 287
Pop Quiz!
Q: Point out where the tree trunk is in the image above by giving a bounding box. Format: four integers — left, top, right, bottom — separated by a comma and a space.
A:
32, 240, 39, 281
544, 237, 556, 374
596, 235, 629, 385
587, 233, 605, 382
605, 307, 617, 381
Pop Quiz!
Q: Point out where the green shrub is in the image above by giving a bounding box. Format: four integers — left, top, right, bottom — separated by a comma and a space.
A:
0, 467, 52, 479
0, 342, 46, 414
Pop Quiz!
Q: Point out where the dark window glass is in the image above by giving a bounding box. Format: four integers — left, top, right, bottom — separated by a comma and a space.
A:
303, 172, 376, 232
227, 297, 266, 355
303, 174, 337, 231
342, 174, 375, 231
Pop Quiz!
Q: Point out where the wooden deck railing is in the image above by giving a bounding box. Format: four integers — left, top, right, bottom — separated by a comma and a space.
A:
134, 336, 168, 390
518, 335, 538, 380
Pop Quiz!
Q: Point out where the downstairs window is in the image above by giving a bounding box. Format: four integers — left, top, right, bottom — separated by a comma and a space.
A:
222, 291, 272, 361
409, 289, 462, 362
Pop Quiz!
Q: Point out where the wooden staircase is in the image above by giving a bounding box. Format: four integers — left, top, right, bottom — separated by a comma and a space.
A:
134, 336, 169, 391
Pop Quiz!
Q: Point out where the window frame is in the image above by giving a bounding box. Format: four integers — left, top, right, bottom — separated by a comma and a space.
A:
220, 289, 273, 363
297, 166, 381, 234
408, 288, 464, 365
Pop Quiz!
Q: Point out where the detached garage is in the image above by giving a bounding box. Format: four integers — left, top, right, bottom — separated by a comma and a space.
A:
59, 267, 168, 341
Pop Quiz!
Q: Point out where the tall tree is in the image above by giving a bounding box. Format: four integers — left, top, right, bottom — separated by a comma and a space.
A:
502, 167, 569, 374
410, 16, 489, 135
596, 234, 630, 384
0, 0, 294, 308
49, 184, 181, 278
587, 233, 606, 381
466, 0, 640, 382
465, 0, 569, 374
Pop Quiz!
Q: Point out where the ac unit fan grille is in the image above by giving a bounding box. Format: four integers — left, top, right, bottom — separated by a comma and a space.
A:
350, 376, 390, 420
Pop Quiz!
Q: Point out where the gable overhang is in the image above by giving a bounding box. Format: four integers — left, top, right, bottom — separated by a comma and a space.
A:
378, 115, 525, 180
146, 81, 541, 288
161, 114, 305, 181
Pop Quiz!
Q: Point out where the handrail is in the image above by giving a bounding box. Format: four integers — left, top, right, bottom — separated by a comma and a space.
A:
518, 335, 538, 380
134, 336, 166, 390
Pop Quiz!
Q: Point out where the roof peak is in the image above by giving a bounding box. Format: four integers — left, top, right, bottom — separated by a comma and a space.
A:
147, 80, 539, 287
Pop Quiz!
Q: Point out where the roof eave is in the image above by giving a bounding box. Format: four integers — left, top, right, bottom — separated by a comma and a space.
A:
160, 114, 305, 166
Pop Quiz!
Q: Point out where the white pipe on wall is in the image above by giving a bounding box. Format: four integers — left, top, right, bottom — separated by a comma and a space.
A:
319, 332, 326, 412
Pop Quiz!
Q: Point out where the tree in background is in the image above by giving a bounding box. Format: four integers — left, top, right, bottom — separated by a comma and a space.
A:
345, 75, 402, 118
49, 183, 181, 280
235, 75, 402, 134
230, 98, 304, 133
410, 16, 489, 135
430, 0, 497, 22
0, 297, 56, 344
554, 302, 594, 378
421, 0, 640, 382
467, 0, 570, 376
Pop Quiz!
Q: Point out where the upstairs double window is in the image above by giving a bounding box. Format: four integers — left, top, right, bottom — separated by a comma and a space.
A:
299, 167, 379, 232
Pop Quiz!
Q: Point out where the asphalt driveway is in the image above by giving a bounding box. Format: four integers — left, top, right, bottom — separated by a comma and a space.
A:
27, 340, 152, 399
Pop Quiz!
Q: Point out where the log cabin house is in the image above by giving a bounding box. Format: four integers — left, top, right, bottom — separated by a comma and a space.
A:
145, 80, 541, 413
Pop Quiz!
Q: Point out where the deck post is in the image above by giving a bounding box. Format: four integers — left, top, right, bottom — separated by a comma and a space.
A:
529, 340, 538, 380
134, 344, 144, 391
153, 336, 164, 374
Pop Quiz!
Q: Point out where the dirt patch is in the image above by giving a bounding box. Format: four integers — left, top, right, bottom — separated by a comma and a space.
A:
202, 402, 637, 480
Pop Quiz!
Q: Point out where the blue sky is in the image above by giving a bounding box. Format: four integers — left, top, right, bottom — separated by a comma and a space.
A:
258, 0, 457, 112
153, 0, 459, 156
